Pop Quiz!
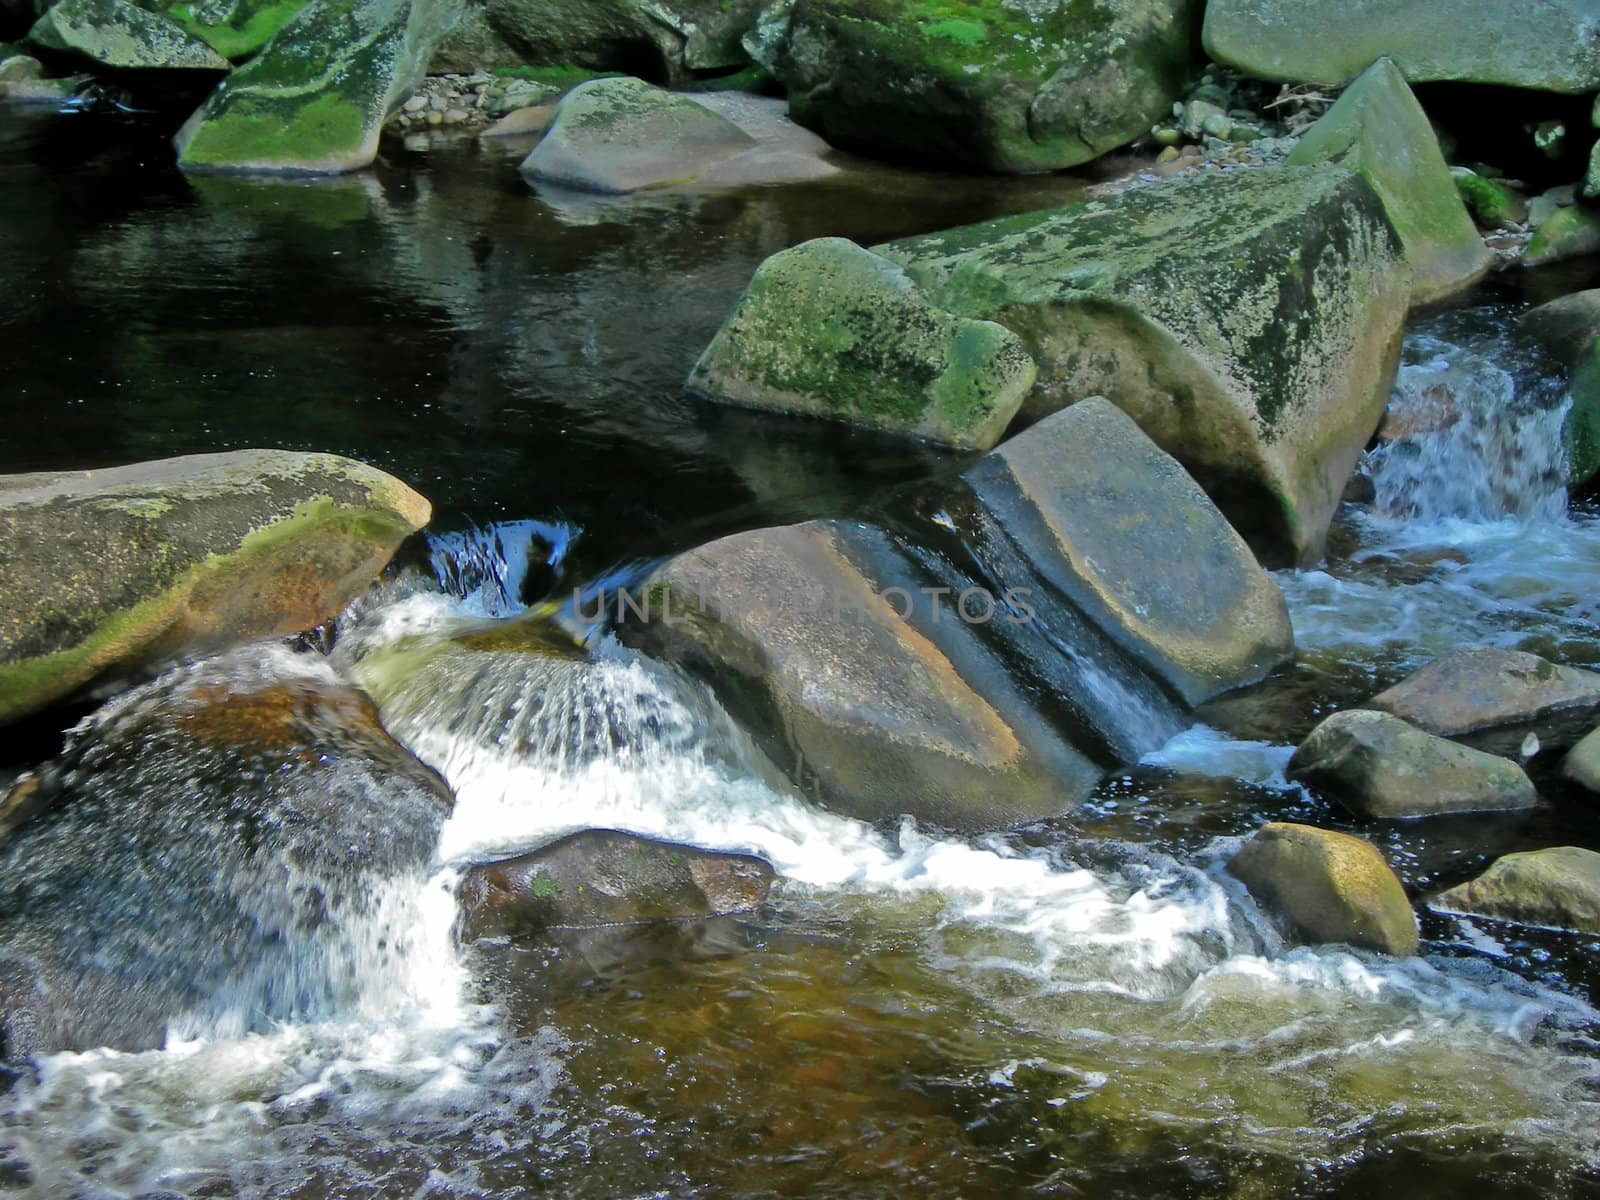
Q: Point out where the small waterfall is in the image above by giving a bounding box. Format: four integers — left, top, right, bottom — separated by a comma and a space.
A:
425, 519, 580, 617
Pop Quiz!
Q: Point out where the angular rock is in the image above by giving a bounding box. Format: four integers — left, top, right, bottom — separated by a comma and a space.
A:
625, 519, 1107, 829
1451, 169, 1527, 230
1524, 203, 1600, 268
779, 0, 1200, 173
1228, 822, 1419, 956
688, 237, 1037, 449
1287, 709, 1536, 819
1432, 846, 1600, 934
175, 0, 464, 174
1286, 60, 1488, 306
0, 449, 430, 725
27, 0, 231, 70
521, 76, 756, 194
1368, 648, 1600, 738
1203, 0, 1600, 94
457, 829, 774, 941
962, 397, 1292, 705
1565, 726, 1600, 792
0, 655, 452, 1058
1517, 289, 1600, 366
155, 0, 312, 60
878, 167, 1411, 566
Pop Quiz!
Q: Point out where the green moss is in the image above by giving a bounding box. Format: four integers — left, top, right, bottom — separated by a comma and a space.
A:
1453, 170, 1519, 227
182, 90, 367, 167
922, 16, 985, 45
1566, 342, 1600, 485
491, 62, 618, 87
160, 0, 309, 59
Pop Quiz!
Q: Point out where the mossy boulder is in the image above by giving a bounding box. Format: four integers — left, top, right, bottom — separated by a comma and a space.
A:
1567, 339, 1600, 485
27, 0, 231, 69
457, 830, 774, 941
1369, 647, 1600, 739
962, 397, 1292, 704
1565, 726, 1600, 792
1286, 59, 1488, 306
1203, 0, 1600, 94
778, 0, 1199, 173
688, 237, 1037, 449
1517, 289, 1600, 366
1228, 822, 1419, 956
1524, 203, 1600, 267
1432, 846, 1600, 934
0, 449, 430, 725
520, 75, 756, 193
624, 519, 1106, 829
148, 0, 313, 60
877, 166, 1411, 566
1287, 709, 1536, 820
175, 0, 464, 174
1451, 168, 1526, 230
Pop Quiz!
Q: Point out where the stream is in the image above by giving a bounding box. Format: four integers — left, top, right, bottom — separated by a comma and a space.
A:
1, 106, 1599, 1198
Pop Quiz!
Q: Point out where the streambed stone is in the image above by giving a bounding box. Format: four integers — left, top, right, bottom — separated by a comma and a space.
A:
1228, 821, 1419, 956
1565, 726, 1600, 792
0, 449, 431, 725
1287, 709, 1536, 819
1432, 846, 1600, 934
1368, 647, 1600, 739
457, 829, 774, 941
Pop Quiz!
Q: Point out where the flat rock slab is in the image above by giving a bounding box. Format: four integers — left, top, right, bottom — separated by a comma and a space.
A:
28, 0, 230, 69
1368, 647, 1600, 738
1432, 846, 1600, 934
1288, 708, 1536, 819
1228, 821, 1419, 956
522, 76, 756, 194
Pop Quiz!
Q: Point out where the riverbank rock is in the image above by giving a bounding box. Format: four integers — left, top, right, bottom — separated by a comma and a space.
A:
1228, 822, 1419, 956
777, 0, 1198, 173
0, 656, 452, 1058
1203, 0, 1600, 94
878, 166, 1410, 566
0, 449, 430, 725
1287, 709, 1536, 819
1285, 59, 1488, 306
1368, 647, 1600, 739
1565, 727, 1600, 792
175, 0, 464, 174
27, 0, 231, 70
1517, 289, 1600, 366
1523, 204, 1600, 268
962, 398, 1292, 704
688, 237, 1036, 449
521, 76, 756, 193
457, 830, 774, 941
1432, 846, 1600, 933
625, 519, 1105, 829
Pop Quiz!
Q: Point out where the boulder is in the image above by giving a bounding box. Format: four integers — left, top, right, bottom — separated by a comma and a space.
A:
0, 655, 452, 1058
1565, 338, 1600, 485
457, 829, 774, 941
175, 0, 464, 174
1451, 169, 1527, 230
1203, 0, 1600, 94
878, 166, 1411, 566
154, 0, 312, 59
1228, 822, 1419, 956
0, 449, 430, 725
1368, 647, 1600, 738
1432, 846, 1600, 933
1517, 289, 1600, 366
1524, 203, 1600, 268
1565, 726, 1600, 792
778, 0, 1200, 173
1583, 139, 1600, 202
624, 519, 1107, 829
1285, 60, 1489, 306
521, 76, 756, 193
1287, 709, 1536, 819
688, 237, 1037, 449
0, 49, 40, 81
961, 398, 1292, 705
27, 0, 231, 69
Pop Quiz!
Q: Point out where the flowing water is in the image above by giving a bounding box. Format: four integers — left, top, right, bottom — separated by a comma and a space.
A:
1, 105, 1600, 1198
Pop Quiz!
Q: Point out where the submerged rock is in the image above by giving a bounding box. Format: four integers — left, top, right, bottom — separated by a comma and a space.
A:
0, 656, 452, 1058
1432, 846, 1600, 934
175, 0, 464, 174
457, 829, 774, 941
27, 0, 231, 70
688, 237, 1037, 449
1203, 0, 1600, 94
1285, 59, 1488, 306
1287, 709, 1536, 819
1565, 726, 1600, 792
778, 0, 1199, 173
878, 167, 1410, 566
520, 76, 756, 194
1228, 821, 1419, 956
1368, 647, 1600, 738
0, 449, 430, 725
962, 398, 1292, 705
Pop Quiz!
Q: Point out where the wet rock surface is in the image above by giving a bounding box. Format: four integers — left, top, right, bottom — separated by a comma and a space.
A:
1368, 647, 1600, 739
1432, 846, 1600, 934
